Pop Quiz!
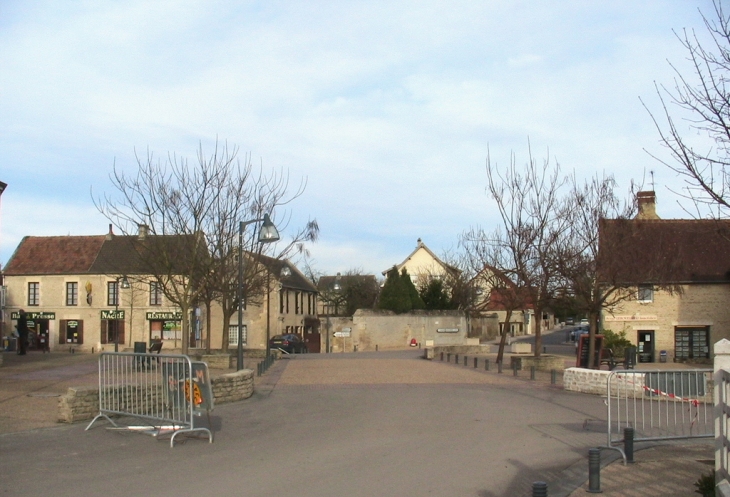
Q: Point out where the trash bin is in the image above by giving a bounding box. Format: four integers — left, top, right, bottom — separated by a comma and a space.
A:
660, 350, 667, 363
133, 342, 147, 354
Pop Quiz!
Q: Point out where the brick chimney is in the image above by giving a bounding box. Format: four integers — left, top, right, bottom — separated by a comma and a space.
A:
105, 224, 114, 240
636, 191, 660, 220
138, 224, 149, 239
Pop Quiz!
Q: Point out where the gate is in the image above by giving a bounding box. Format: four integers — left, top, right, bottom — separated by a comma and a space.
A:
85, 352, 213, 447
606, 369, 713, 447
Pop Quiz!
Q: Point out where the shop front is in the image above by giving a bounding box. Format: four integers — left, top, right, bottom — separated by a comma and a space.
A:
147, 311, 183, 347
100, 310, 125, 350
11, 311, 54, 351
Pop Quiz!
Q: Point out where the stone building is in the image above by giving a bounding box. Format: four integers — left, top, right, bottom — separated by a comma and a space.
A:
598, 192, 730, 363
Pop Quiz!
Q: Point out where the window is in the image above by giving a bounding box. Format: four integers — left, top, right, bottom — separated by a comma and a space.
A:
295, 292, 301, 314
108, 281, 118, 306
60, 320, 83, 344
637, 284, 654, 302
66, 282, 78, 306
28, 282, 39, 306
100, 319, 124, 345
228, 325, 247, 346
150, 282, 163, 306
675, 326, 710, 360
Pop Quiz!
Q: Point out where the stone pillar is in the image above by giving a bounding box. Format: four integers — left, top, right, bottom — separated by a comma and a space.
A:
714, 339, 730, 494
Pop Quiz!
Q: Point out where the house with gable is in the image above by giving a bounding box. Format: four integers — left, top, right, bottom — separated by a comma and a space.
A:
383, 238, 460, 290
598, 191, 730, 363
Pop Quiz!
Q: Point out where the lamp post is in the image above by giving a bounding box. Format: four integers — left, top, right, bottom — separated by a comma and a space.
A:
238, 214, 280, 371
114, 275, 130, 352
325, 274, 342, 354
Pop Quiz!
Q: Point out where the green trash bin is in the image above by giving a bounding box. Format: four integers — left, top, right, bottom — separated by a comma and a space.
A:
660, 350, 667, 363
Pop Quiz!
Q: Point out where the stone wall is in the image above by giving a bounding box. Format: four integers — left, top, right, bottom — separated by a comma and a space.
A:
324, 310, 499, 352
563, 367, 615, 395
58, 369, 255, 423
510, 354, 565, 372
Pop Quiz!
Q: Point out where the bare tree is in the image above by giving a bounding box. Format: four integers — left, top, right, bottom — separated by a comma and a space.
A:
96, 140, 318, 355
644, 0, 730, 216
484, 145, 570, 359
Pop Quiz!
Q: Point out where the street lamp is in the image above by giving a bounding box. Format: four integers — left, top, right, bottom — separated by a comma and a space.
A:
238, 214, 280, 371
114, 275, 130, 352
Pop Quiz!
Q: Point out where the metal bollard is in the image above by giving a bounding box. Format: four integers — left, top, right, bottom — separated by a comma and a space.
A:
551, 369, 557, 384
530, 365, 536, 380
513, 362, 518, 376
447, 353, 451, 363
474, 357, 478, 368
498, 361, 503, 374
624, 427, 634, 463
543, 345, 547, 353
587, 448, 601, 493
464, 356, 467, 366
376, 344, 379, 352
485, 358, 490, 371
440, 352, 444, 361
532, 481, 548, 497
455, 354, 459, 363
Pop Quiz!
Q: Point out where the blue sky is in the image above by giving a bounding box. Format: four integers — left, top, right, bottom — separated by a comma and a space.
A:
0, 1, 715, 276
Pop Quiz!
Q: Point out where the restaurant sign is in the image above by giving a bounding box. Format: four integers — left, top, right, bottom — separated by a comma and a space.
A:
146, 311, 183, 321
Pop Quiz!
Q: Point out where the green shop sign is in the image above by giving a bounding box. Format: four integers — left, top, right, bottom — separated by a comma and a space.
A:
101, 310, 125, 320
10, 311, 56, 320
146, 311, 182, 321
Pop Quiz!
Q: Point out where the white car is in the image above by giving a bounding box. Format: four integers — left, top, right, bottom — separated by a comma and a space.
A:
580, 318, 589, 326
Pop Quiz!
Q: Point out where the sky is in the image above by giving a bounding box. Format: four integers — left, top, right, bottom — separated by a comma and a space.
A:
0, 0, 718, 277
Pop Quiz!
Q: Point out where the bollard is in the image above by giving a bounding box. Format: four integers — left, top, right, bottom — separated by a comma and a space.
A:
551, 369, 557, 384
447, 353, 451, 363
376, 344, 379, 352
440, 352, 444, 361
530, 365, 536, 380
257, 362, 262, 377
464, 356, 468, 366
455, 354, 459, 363
587, 448, 601, 493
498, 361, 503, 374
543, 345, 547, 353
485, 358, 490, 371
624, 427, 634, 463
474, 357, 478, 368
532, 481, 548, 497
513, 362, 518, 376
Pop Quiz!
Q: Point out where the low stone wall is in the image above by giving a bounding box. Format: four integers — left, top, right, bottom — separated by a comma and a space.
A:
563, 368, 614, 395
58, 369, 255, 423
510, 354, 565, 372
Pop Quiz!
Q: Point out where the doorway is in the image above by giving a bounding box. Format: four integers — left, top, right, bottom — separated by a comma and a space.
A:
638, 330, 655, 363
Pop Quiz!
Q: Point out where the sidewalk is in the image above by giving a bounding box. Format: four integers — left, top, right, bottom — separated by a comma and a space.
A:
566, 441, 713, 496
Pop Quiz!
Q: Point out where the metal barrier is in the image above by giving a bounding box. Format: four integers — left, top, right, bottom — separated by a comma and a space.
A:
86, 352, 214, 447
606, 369, 712, 448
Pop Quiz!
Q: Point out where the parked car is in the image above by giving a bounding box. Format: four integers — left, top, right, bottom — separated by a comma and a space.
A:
580, 318, 589, 326
565, 317, 574, 325
269, 334, 307, 354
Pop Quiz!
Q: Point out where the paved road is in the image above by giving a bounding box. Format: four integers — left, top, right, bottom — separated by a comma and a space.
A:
0, 349, 612, 497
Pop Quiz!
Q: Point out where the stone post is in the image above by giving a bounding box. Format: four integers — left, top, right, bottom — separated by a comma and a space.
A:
714, 339, 730, 494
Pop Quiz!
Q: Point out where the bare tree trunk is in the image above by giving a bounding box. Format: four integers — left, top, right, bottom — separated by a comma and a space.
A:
496, 309, 513, 364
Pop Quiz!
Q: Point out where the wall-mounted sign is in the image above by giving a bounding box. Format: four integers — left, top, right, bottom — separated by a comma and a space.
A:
101, 310, 125, 320
437, 328, 459, 333
334, 330, 351, 338
11, 311, 56, 320
146, 311, 183, 321
604, 315, 657, 321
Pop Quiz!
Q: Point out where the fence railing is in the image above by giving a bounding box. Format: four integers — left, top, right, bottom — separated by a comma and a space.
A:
85, 352, 213, 447
606, 369, 713, 448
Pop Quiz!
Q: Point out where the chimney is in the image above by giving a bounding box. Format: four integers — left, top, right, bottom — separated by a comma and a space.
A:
138, 224, 149, 239
105, 224, 114, 240
636, 191, 660, 220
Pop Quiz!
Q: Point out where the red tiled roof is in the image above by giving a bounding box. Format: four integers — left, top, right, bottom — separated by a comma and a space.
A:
4, 236, 106, 275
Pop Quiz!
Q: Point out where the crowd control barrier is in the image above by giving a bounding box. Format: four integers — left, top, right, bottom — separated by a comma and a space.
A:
86, 352, 214, 447
606, 369, 712, 448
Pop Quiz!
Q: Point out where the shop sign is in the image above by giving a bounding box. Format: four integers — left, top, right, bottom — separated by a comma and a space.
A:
604, 315, 657, 321
437, 328, 459, 333
10, 311, 56, 320
146, 311, 183, 321
101, 310, 125, 320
